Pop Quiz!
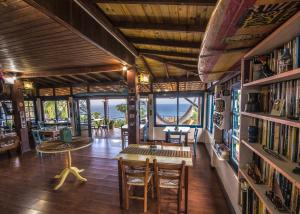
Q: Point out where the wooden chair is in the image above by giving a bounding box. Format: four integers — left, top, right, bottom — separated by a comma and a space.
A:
153, 159, 186, 214
193, 128, 199, 156
167, 130, 183, 145
119, 157, 154, 212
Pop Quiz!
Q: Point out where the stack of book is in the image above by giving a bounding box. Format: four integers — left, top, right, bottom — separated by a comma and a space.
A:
257, 119, 300, 162
246, 36, 300, 83
253, 154, 294, 211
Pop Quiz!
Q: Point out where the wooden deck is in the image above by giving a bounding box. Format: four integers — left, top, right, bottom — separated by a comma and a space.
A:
0, 139, 231, 214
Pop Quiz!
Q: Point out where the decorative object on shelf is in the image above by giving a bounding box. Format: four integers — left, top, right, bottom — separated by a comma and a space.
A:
270, 99, 285, 116
248, 126, 258, 143
213, 113, 223, 128
244, 93, 260, 112
265, 177, 289, 212
262, 146, 285, 161
292, 166, 300, 174
257, 56, 275, 78
215, 99, 225, 112
246, 162, 263, 184
213, 143, 229, 160
60, 127, 72, 143
278, 48, 293, 73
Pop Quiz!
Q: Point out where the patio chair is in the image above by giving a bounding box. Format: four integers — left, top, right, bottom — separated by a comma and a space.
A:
119, 157, 154, 213
153, 159, 185, 214
167, 130, 183, 145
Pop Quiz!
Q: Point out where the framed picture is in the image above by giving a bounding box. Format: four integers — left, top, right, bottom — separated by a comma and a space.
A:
270, 99, 285, 116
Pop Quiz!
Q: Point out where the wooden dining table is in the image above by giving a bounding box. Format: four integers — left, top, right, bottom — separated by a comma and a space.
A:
163, 126, 191, 146
115, 144, 193, 214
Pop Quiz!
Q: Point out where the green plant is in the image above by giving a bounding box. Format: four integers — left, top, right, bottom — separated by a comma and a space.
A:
109, 120, 115, 129
114, 119, 126, 128
115, 104, 128, 122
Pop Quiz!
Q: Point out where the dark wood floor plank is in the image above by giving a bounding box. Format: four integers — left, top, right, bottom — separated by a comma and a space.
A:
0, 138, 231, 214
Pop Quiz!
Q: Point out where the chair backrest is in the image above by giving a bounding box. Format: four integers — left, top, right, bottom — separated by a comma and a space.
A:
37, 121, 44, 130
153, 159, 185, 187
119, 158, 150, 183
32, 130, 42, 145
194, 128, 199, 143
167, 130, 182, 143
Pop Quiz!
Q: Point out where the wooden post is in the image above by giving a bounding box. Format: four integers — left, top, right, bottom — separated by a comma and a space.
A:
11, 80, 30, 153
127, 68, 140, 144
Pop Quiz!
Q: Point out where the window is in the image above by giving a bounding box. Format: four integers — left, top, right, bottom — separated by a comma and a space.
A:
56, 100, 69, 122
206, 94, 214, 133
108, 98, 127, 128
42, 100, 69, 122
155, 96, 177, 125
155, 93, 204, 127
0, 101, 14, 132
90, 99, 105, 119
43, 101, 56, 122
24, 100, 35, 122
140, 97, 148, 124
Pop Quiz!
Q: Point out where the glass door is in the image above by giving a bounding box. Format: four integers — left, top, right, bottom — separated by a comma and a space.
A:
230, 85, 241, 171
78, 99, 88, 137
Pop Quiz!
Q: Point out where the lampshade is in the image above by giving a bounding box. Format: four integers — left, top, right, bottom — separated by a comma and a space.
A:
23, 81, 34, 90
140, 73, 150, 84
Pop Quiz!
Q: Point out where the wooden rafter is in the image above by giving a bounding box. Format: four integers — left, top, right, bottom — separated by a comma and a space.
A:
163, 63, 170, 79
55, 76, 77, 84
24, 0, 136, 65
139, 49, 198, 59
129, 37, 200, 49
19, 64, 123, 78
143, 54, 197, 66
94, 0, 217, 6
115, 22, 205, 33
81, 74, 101, 82
68, 75, 87, 83
140, 56, 155, 79
93, 73, 113, 81
46, 77, 66, 85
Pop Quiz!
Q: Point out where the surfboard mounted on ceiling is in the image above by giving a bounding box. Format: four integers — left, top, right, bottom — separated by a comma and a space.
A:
198, 0, 300, 83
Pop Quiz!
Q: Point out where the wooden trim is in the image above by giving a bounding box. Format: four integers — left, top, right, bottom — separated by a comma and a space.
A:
139, 49, 198, 59
93, 0, 217, 6
115, 22, 205, 33
19, 64, 123, 78
241, 111, 300, 128
241, 140, 300, 190
129, 37, 200, 49
243, 68, 300, 87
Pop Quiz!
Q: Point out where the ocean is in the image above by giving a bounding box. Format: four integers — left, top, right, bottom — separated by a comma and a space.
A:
90, 103, 191, 120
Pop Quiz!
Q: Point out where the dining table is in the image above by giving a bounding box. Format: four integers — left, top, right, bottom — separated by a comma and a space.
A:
163, 126, 191, 146
36, 137, 91, 190
115, 144, 193, 214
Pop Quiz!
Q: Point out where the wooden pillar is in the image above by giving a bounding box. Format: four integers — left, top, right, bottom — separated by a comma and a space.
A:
11, 80, 30, 153
127, 68, 140, 144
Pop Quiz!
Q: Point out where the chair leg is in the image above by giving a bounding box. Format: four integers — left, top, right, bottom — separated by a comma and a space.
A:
151, 177, 154, 199
157, 187, 161, 214
178, 188, 182, 214
193, 143, 196, 157
125, 183, 129, 210
144, 184, 148, 213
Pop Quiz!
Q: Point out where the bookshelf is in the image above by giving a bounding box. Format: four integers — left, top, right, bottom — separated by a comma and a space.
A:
239, 11, 300, 213
239, 168, 281, 214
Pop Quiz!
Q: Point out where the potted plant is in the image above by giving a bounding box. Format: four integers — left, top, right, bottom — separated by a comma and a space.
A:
109, 120, 115, 130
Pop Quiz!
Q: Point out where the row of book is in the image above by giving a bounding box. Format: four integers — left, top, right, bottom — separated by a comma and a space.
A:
246, 36, 300, 83
259, 79, 300, 119
256, 119, 300, 162
240, 183, 266, 214
253, 154, 295, 211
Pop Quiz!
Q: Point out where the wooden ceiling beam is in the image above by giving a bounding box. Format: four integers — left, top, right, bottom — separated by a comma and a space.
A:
67, 75, 87, 83
94, 0, 217, 6
143, 54, 197, 66
37, 80, 126, 88
129, 37, 200, 49
24, 0, 136, 65
93, 73, 113, 81
163, 63, 170, 79
116, 22, 205, 33
19, 64, 123, 78
139, 49, 198, 59
140, 56, 155, 79
55, 76, 77, 84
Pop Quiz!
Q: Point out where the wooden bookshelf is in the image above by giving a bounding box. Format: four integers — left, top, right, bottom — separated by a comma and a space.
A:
241, 140, 300, 189
239, 168, 281, 214
244, 11, 300, 58
241, 112, 300, 129
243, 68, 300, 87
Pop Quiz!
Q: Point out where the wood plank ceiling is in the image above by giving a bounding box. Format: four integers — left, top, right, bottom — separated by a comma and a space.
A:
0, 0, 127, 87
94, 0, 216, 80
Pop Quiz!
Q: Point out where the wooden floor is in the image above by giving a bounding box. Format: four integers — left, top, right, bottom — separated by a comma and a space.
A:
0, 138, 231, 214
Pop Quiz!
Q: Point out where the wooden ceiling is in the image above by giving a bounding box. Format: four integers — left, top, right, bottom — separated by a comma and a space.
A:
0, 0, 217, 89
95, 0, 216, 79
